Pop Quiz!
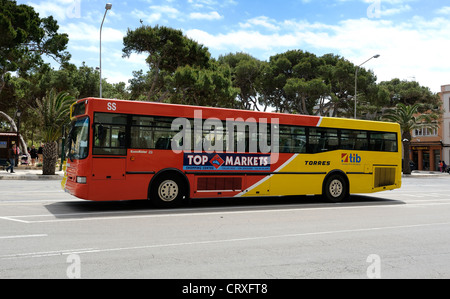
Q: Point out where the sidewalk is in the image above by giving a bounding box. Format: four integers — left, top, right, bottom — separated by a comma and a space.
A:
0, 165, 63, 181
404, 170, 450, 177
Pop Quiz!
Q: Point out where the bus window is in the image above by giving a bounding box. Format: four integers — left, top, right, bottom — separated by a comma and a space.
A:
370, 132, 398, 152
131, 126, 153, 149
278, 125, 306, 153
131, 115, 155, 149
93, 113, 127, 155
309, 128, 338, 153
341, 130, 368, 151
67, 117, 89, 160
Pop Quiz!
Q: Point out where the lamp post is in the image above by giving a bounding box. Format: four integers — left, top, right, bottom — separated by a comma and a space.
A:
354, 54, 380, 119
99, 3, 112, 98
15, 110, 21, 166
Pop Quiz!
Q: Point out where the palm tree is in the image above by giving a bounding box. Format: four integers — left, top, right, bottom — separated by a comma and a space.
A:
383, 103, 439, 175
34, 89, 74, 175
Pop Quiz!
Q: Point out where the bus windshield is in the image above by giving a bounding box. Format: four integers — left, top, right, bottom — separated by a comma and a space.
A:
67, 117, 89, 160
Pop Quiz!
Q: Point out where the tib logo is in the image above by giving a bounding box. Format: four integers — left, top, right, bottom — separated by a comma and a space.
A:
341, 153, 362, 164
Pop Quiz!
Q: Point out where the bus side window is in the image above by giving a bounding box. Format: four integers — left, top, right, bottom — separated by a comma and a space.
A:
95, 124, 110, 147
155, 137, 171, 149
131, 126, 153, 149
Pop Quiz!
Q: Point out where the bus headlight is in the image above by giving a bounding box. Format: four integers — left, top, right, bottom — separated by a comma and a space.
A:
76, 176, 87, 184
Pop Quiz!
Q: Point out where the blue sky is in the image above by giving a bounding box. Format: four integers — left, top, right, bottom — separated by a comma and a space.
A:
19, 0, 450, 93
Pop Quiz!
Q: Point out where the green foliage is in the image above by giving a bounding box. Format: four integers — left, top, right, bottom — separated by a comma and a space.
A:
123, 25, 210, 72
34, 89, 75, 142
33, 88, 73, 175
0, 0, 70, 95
169, 64, 238, 107
379, 79, 440, 110
123, 25, 237, 106
218, 53, 264, 110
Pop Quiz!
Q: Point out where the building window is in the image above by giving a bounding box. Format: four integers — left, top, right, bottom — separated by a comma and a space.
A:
413, 125, 438, 137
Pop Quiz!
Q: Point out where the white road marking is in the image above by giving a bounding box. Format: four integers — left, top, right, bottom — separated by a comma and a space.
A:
3, 221, 450, 260
0, 248, 97, 259
0, 234, 47, 240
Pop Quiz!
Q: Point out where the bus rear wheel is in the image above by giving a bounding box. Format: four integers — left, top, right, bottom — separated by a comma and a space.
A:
150, 174, 185, 208
323, 174, 348, 203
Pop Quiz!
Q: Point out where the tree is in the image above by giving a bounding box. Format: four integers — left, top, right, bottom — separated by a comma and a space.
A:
0, 0, 70, 96
128, 70, 149, 101
168, 63, 238, 108
320, 54, 380, 118
218, 53, 264, 110
283, 78, 330, 115
34, 89, 74, 175
379, 79, 440, 110
257, 50, 380, 116
122, 25, 210, 102
261, 50, 320, 113
383, 103, 439, 174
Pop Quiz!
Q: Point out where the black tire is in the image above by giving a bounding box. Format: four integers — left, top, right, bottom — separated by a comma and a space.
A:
323, 174, 348, 203
150, 174, 186, 208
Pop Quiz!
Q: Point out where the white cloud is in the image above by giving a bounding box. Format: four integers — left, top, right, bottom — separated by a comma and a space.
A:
380, 4, 412, 16
123, 53, 148, 67
27, 0, 70, 21
71, 45, 99, 53
61, 22, 124, 43
189, 11, 223, 21
149, 5, 180, 19
239, 16, 280, 31
131, 5, 181, 24
187, 0, 237, 9
435, 6, 450, 15
132, 9, 162, 23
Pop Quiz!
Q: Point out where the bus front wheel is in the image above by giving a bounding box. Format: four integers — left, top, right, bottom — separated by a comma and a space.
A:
150, 174, 185, 208
323, 174, 348, 203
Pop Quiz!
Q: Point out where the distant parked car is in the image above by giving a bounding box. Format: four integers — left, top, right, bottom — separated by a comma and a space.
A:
402, 160, 417, 172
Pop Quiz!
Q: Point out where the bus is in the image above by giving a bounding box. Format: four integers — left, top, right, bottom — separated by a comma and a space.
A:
62, 97, 402, 208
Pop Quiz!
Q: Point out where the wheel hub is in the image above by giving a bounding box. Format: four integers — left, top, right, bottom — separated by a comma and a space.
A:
158, 180, 179, 202
329, 179, 343, 198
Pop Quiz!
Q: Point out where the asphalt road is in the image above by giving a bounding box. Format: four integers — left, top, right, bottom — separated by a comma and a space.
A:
1, 176, 450, 281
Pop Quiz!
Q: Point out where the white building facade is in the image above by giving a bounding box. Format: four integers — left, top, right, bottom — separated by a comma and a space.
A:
440, 84, 450, 165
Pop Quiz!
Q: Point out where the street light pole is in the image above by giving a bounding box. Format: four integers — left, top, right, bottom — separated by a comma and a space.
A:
15, 110, 21, 166
354, 54, 380, 119
99, 3, 112, 98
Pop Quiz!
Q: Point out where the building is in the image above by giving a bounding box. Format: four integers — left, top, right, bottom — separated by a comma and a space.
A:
440, 84, 450, 167
408, 85, 446, 171
409, 124, 442, 171
0, 132, 21, 166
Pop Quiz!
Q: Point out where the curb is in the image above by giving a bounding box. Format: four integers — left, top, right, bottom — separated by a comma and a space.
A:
402, 172, 450, 178
0, 174, 63, 181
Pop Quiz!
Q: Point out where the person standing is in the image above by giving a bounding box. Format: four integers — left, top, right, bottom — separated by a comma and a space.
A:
5, 144, 18, 173
38, 143, 43, 164
29, 145, 38, 166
